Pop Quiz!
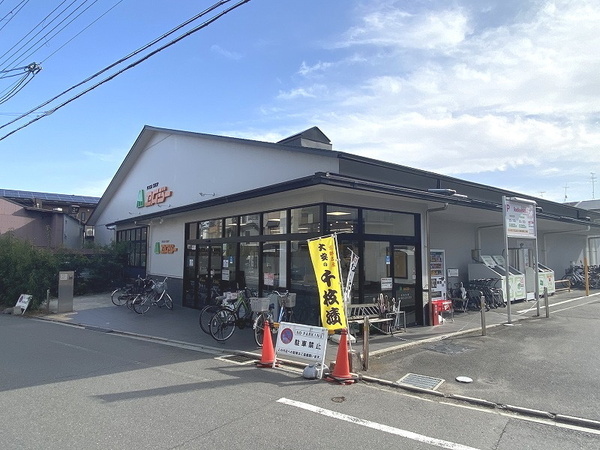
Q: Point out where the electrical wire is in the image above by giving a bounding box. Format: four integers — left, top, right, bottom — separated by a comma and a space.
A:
0, 0, 72, 69
0, 0, 30, 34
0, 0, 94, 72
0, 62, 40, 104
41, 0, 124, 64
0, 0, 247, 139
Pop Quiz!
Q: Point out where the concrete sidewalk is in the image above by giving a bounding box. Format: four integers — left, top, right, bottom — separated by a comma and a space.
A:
18, 288, 600, 429
29, 287, 588, 365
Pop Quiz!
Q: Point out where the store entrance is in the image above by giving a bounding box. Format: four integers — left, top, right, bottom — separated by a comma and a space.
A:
360, 241, 421, 325
183, 244, 223, 308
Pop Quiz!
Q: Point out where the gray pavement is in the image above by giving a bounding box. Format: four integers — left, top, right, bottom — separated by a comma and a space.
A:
14, 287, 600, 428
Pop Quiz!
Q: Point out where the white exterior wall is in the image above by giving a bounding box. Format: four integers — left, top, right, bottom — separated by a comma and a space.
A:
542, 233, 588, 276
93, 130, 340, 246
428, 219, 479, 288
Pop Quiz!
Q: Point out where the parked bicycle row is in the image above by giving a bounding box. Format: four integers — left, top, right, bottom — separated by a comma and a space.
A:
449, 279, 506, 312
198, 288, 295, 346
564, 265, 600, 289
111, 276, 173, 314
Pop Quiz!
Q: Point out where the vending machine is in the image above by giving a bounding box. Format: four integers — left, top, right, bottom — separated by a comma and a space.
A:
430, 249, 447, 300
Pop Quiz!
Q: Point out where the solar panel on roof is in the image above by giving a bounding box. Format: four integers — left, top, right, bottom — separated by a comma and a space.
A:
0, 189, 100, 205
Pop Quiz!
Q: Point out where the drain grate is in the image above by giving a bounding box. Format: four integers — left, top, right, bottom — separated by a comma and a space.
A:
215, 354, 256, 365
397, 373, 444, 390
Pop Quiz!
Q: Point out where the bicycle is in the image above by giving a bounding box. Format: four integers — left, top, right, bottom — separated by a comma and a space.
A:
253, 290, 295, 347
111, 276, 148, 309
132, 277, 173, 314
208, 289, 254, 342
199, 286, 227, 335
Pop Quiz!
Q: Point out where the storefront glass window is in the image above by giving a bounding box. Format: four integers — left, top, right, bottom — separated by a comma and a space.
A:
222, 243, 237, 290
117, 226, 148, 270
225, 217, 239, 237
240, 241, 260, 292
262, 241, 287, 290
263, 210, 287, 235
240, 214, 260, 237
363, 209, 415, 236
290, 240, 319, 325
326, 205, 358, 233
200, 219, 222, 239
187, 223, 198, 240
291, 205, 320, 234
363, 241, 391, 301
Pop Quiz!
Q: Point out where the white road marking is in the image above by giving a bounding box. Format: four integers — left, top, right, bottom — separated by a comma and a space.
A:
277, 397, 481, 450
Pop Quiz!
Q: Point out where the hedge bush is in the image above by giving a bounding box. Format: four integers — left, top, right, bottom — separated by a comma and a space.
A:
0, 233, 128, 310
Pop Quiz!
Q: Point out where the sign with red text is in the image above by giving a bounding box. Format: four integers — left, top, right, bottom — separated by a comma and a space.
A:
504, 198, 537, 238
137, 183, 173, 208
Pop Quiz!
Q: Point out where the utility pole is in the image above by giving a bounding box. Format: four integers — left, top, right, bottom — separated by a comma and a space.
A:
563, 184, 568, 203
592, 172, 596, 199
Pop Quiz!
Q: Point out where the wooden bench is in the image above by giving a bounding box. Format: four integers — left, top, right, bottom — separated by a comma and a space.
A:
347, 303, 406, 335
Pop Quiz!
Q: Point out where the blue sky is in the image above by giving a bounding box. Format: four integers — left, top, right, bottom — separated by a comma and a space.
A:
1, 0, 598, 203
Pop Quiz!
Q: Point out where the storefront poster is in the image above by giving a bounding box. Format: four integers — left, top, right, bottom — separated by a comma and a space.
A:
308, 235, 347, 330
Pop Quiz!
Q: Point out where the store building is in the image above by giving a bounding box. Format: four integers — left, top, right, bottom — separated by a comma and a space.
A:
88, 125, 600, 326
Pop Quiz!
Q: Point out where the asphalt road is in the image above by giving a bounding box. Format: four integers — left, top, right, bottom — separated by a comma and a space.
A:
365, 294, 600, 421
2, 314, 600, 449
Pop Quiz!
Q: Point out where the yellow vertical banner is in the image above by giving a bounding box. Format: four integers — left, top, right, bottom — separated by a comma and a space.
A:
308, 235, 346, 330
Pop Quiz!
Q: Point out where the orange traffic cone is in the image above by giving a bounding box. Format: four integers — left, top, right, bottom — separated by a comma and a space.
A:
256, 321, 277, 368
326, 328, 356, 384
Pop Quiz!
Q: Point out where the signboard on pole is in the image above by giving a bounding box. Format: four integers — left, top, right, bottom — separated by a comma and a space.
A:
504, 197, 537, 239
502, 196, 539, 324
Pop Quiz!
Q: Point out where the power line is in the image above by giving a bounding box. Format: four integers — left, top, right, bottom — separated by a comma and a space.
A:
41, 0, 124, 64
0, 0, 96, 72
0, 0, 30, 34
0, 0, 250, 141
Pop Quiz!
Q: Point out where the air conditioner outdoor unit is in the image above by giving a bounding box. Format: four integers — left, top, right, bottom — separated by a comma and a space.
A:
85, 227, 95, 237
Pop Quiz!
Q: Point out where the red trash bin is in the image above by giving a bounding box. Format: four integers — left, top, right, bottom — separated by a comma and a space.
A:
431, 301, 440, 326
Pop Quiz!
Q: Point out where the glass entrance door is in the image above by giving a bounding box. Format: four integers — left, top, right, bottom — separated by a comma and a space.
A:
393, 245, 418, 325
183, 244, 224, 309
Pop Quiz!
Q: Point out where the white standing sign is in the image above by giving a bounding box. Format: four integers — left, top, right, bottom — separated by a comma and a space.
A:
274, 322, 328, 368
14, 294, 32, 314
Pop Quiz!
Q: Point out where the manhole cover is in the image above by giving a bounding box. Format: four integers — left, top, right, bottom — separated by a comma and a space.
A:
397, 373, 444, 390
425, 342, 473, 355
215, 354, 255, 365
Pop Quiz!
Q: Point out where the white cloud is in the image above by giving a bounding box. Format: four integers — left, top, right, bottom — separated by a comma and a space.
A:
340, 6, 471, 50
210, 44, 242, 60
265, 0, 600, 202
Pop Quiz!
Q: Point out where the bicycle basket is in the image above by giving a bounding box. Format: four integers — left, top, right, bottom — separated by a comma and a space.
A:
153, 281, 166, 294
282, 293, 296, 308
250, 297, 270, 312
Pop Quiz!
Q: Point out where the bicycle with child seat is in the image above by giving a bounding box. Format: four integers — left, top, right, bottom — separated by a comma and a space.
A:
252, 290, 295, 347
208, 289, 255, 341
132, 277, 173, 314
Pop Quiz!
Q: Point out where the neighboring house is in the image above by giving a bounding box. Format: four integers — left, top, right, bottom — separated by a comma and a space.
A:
0, 190, 100, 249
88, 125, 600, 326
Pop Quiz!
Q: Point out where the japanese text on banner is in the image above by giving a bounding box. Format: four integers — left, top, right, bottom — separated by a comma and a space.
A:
308, 235, 347, 330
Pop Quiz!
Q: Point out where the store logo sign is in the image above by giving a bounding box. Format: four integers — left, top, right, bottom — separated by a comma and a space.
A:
137, 183, 173, 208
155, 241, 178, 254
